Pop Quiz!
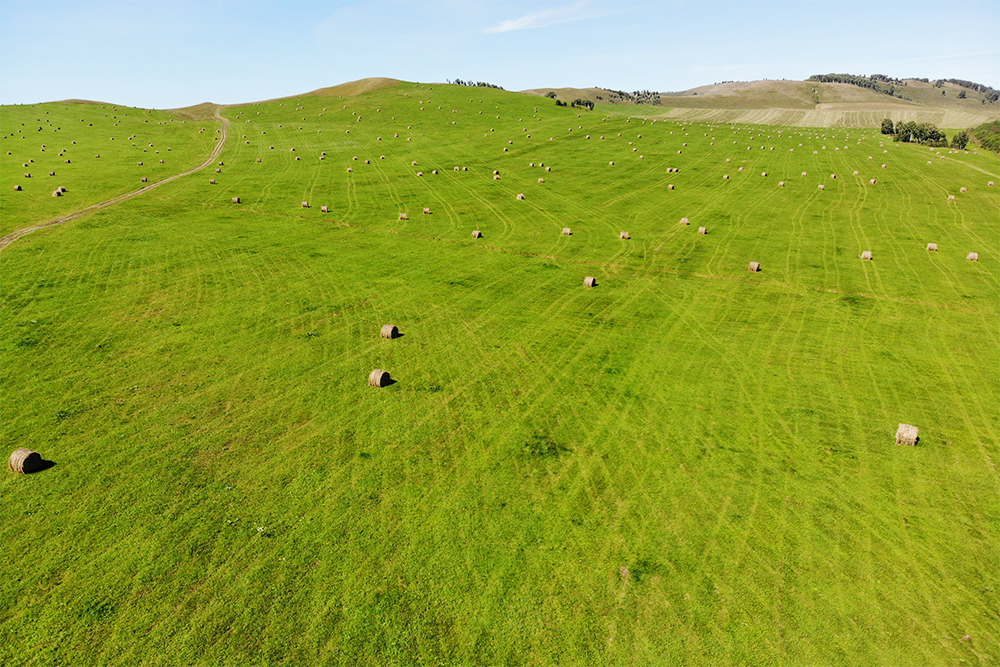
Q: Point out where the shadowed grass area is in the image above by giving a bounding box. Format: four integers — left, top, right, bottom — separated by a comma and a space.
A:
1, 81, 997, 666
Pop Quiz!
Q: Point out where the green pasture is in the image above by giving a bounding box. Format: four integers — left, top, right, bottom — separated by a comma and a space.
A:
0, 102, 219, 236
1, 81, 997, 665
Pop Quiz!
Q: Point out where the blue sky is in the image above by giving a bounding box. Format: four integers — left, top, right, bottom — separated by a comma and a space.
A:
2, 0, 998, 108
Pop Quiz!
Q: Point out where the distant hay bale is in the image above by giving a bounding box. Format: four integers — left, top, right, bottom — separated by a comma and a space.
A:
138, 161, 143, 166
295, 157, 301, 161
59, 187, 66, 193
321, 205, 329, 212
216, 168, 221, 173
365, 159, 371, 164
493, 174, 500, 180
853, 171, 859, 176
698, 226, 707, 235
680, 217, 689, 225
948, 195, 955, 200
8, 448, 42, 474
584, 276, 597, 287
818, 184, 825, 190
463, 167, 469, 171
882, 164, 887, 168
399, 212, 408, 220
562, 227, 572, 235
967, 252, 978, 261
347, 167, 353, 172
51, 190, 61, 197
926, 243, 937, 251
516, 193, 525, 200
668, 184, 674, 190
895, 423, 918, 446
989, 181, 995, 187
472, 230, 482, 238
412, 161, 418, 166
861, 251, 872, 260
725, 158, 731, 163
257, 158, 262, 162
416, 171, 422, 176
432, 170, 438, 174
960, 187, 967, 193
368, 369, 391, 387
13, 185, 21, 191
928, 161, 932, 165
24, 173, 30, 178
455, 166, 461, 171
609, 161, 614, 165
381, 324, 399, 339
545, 167, 551, 172
493, 170, 499, 175
538, 178, 545, 183
141, 176, 148, 182
748, 261, 760, 272
49, 171, 55, 176
209, 179, 216, 184
779, 181, 785, 187
761, 172, 767, 177
830, 174, 837, 179
738, 167, 744, 172
302, 201, 309, 208
423, 207, 431, 214
620, 231, 630, 239
870, 179, 877, 185
723, 174, 729, 179
232, 197, 241, 204
801, 171, 807, 176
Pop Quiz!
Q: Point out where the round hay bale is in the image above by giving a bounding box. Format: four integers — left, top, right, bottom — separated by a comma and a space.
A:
51, 190, 61, 197
726, 158, 731, 163
209, 179, 216, 184
24, 173, 30, 178
13, 185, 22, 191
801, 171, 807, 177
423, 207, 431, 214
870, 179, 877, 185
738, 167, 744, 172
818, 184, 825, 190
302, 201, 309, 208
562, 227, 572, 236
216, 168, 221, 173
761, 172, 767, 177
853, 171, 859, 176
49, 171, 55, 176
584, 276, 597, 287
861, 251, 872, 260
257, 158, 262, 162
516, 193, 525, 200
493, 174, 500, 180
960, 187, 967, 193
369, 369, 391, 387
59, 186, 66, 193
321, 205, 329, 213
948, 194, 955, 201
748, 261, 761, 272
609, 161, 614, 166
620, 231, 630, 239
232, 197, 241, 204
668, 184, 675, 190
545, 167, 551, 172
680, 217, 689, 225
895, 423, 919, 446
830, 174, 837, 179
881, 164, 887, 168
380, 324, 399, 339
778, 181, 785, 187
698, 226, 707, 235
723, 174, 729, 179
399, 212, 408, 220
989, 181, 995, 187
967, 252, 978, 261
472, 230, 482, 238
141, 176, 148, 183
926, 243, 937, 251
9, 448, 42, 474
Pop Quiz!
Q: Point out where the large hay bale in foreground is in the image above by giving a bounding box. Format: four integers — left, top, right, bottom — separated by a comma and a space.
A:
368, 369, 392, 387
381, 324, 399, 339
861, 251, 872, 260
926, 243, 937, 252
895, 423, 918, 446
584, 276, 597, 287
748, 261, 760, 272
9, 448, 42, 474
967, 252, 978, 261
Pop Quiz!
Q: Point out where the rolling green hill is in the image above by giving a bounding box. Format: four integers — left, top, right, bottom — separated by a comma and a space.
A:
1, 80, 998, 665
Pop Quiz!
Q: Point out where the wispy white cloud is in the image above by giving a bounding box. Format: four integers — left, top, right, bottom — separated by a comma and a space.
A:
485, 1, 597, 34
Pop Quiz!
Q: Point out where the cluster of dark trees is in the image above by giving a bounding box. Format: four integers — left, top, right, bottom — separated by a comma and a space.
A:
881, 118, 968, 148
808, 73, 910, 100
973, 121, 1000, 152
571, 99, 594, 110
598, 88, 662, 105
941, 79, 999, 102
447, 79, 504, 90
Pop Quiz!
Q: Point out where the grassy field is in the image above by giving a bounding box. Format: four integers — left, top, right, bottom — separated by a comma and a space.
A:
0, 102, 220, 236
1, 80, 998, 665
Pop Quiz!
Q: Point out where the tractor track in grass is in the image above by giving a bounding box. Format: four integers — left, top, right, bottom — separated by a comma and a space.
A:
0, 106, 231, 252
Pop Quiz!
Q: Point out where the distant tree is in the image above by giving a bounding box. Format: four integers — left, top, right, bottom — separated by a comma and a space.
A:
545, 91, 557, 99
951, 130, 969, 149
880, 118, 895, 134
958, 90, 967, 99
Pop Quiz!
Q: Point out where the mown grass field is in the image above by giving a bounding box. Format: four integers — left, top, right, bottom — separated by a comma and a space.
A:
1, 80, 998, 665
